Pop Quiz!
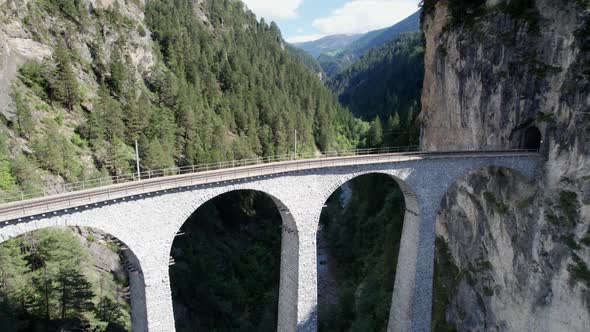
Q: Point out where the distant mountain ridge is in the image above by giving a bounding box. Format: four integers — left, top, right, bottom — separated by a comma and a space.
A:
293, 10, 421, 77
292, 34, 362, 58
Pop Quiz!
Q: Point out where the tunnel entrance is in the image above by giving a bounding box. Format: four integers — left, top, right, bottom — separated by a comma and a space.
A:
522, 126, 542, 150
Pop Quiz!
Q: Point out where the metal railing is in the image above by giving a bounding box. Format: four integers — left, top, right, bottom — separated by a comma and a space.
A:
0, 146, 422, 204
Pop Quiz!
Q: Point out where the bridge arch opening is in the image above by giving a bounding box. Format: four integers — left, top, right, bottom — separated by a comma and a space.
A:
432, 166, 537, 330
169, 189, 297, 331
522, 126, 542, 150
317, 172, 417, 331
0, 226, 146, 332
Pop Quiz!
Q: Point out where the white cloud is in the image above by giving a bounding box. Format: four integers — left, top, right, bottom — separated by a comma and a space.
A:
286, 34, 326, 43
241, 0, 304, 20
312, 0, 419, 35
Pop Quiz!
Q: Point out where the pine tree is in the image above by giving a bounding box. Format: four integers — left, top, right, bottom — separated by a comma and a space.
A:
52, 38, 79, 111
386, 112, 401, 146
144, 139, 174, 170
0, 134, 17, 193
95, 296, 124, 324
14, 91, 35, 139
33, 122, 65, 175
368, 116, 383, 147
109, 47, 127, 97
56, 268, 94, 320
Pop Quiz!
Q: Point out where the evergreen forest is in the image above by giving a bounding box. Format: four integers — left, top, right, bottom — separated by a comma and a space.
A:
0, 228, 131, 331
328, 32, 424, 147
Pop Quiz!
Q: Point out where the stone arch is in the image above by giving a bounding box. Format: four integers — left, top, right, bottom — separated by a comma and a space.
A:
166, 186, 299, 331
0, 224, 148, 332
315, 171, 423, 331
317, 171, 418, 229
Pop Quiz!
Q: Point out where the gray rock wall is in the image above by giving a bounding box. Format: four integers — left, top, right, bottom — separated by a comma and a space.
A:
421, 1, 590, 330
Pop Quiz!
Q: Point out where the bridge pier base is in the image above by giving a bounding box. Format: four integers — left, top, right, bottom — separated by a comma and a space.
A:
294, 228, 319, 332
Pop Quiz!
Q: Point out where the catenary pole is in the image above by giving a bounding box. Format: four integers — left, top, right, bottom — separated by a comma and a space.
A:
294, 129, 297, 160
135, 140, 141, 180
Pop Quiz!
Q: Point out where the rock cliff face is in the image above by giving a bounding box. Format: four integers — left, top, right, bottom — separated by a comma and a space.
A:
422, 0, 589, 330
0, 0, 154, 117
0, 0, 155, 188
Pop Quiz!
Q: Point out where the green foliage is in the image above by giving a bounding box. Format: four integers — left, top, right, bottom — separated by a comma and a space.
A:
559, 191, 579, 226
286, 44, 323, 74
328, 33, 424, 146
11, 153, 43, 192
318, 174, 405, 331
535, 112, 555, 123
569, 254, 590, 286
0, 134, 17, 194
143, 139, 174, 170
109, 47, 127, 97
483, 191, 509, 214
431, 0, 540, 32
368, 116, 384, 147
497, 0, 540, 33
170, 191, 281, 331
446, 0, 487, 28
56, 267, 95, 319
95, 296, 125, 326
432, 237, 460, 331
0, 228, 130, 329
32, 121, 82, 182
51, 38, 79, 111
420, 0, 437, 24
18, 61, 51, 101
14, 0, 369, 190
143, 0, 360, 163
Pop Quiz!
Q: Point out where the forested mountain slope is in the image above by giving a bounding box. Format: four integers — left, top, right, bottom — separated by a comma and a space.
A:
316, 11, 420, 77
0, 0, 365, 200
328, 32, 424, 130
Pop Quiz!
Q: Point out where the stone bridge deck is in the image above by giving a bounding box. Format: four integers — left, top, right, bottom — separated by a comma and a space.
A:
0, 150, 541, 332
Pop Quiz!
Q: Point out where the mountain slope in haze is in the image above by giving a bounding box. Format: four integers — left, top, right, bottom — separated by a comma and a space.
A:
316, 10, 421, 77
292, 34, 362, 58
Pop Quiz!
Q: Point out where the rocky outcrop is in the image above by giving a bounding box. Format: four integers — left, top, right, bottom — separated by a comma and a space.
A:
422, 0, 589, 330
0, 0, 156, 188
0, 10, 51, 118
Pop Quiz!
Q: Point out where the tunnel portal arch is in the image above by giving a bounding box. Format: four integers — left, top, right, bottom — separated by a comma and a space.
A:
523, 126, 542, 150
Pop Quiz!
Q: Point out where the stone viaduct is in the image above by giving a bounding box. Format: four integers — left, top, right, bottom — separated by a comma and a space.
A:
0, 151, 540, 332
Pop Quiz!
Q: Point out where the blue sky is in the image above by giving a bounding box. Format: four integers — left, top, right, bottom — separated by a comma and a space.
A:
241, 0, 421, 43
